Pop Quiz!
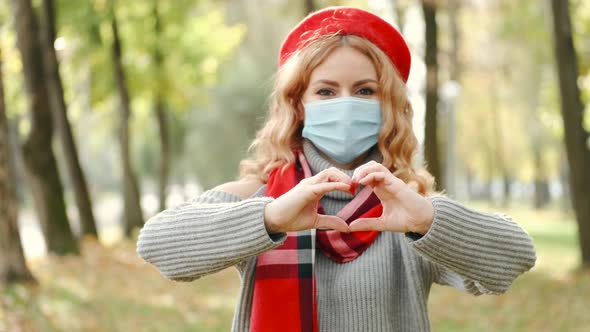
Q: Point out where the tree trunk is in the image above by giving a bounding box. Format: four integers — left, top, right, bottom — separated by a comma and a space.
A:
559, 148, 571, 212
483, 140, 495, 204
532, 118, 551, 209
111, 7, 144, 236
11, 0, 78, 255
448, 0, 460, 82
40, 0, 98, 238
0, 47, 37, 285
422, 0, 442, 191
502, 175, 511, 209
490, 77, 509, 208
533, 178, 551, 209
304, 0, 315, 15
443, 0, 461, 198
525, 68, 551, 209
153, 2, 170, 212
155, 99, 170, 212
550, 0, 590, 268
8, 115, 24, 204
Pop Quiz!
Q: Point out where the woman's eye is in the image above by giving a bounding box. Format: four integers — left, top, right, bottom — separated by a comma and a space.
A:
357, 88, 375, 95
316, 89, 334, 96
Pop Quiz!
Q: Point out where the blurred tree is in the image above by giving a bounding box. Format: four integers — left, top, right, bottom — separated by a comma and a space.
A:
447, 0, 460, 82
305, 0, 316, 14
529, 74, 552, 209
0, 4, 27, 206
39, 0, 98, 237
550, 0, 590, 268
185, 0, 290, 188
422, 0, 442, 191
448, 0, 460, 197
489, 74, 510, 208
498, 0, 558, 209
572, 0, 590, 74
0, 46, 36, 285
48, 0, 244, 206
11, 0, 78, 255
455, 1, 550, 206
436, 0, 462, 198
151, 0, 170, 212
137, 1, 246, 199
109, 1, 143, 236
48, 0, 120, 195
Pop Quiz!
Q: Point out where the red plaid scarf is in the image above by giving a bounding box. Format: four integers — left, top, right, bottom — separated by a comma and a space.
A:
250, 153, 382, 332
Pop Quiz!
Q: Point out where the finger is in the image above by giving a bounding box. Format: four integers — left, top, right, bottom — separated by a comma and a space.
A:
352, 160, 378, 180
348, 180, 360, 195
349, 218, 409, 233
360, 172, 408, 194
315, 215, 349, 232
309, 182, 351, 197
348, 217, 383, 232
358, 172, 390, 187
352, 162, 388, 182
311, 167, 352, 185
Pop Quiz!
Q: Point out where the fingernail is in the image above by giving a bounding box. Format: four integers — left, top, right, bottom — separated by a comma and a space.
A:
348, 180, 359, 195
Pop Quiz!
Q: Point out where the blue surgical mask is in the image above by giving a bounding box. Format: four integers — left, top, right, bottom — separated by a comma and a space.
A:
302, 97, 382, 164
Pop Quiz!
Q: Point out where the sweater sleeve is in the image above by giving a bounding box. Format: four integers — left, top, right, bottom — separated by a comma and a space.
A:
136, 189, 287, 282
405, 196, 537, 295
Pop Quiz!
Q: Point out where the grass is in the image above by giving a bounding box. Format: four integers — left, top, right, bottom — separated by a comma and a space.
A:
1, 203, 589, 331
428, 202, 589, 332
1, 239, 240, 332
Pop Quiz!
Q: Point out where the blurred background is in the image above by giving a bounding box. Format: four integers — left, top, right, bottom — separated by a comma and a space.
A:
1, 0, 589, 331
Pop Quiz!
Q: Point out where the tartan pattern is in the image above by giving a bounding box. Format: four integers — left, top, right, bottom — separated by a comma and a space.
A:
250, 152, 381, 332
316, 187, 382, 263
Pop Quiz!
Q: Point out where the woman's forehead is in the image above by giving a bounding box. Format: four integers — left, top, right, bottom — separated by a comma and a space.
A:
309, 47, 377, 82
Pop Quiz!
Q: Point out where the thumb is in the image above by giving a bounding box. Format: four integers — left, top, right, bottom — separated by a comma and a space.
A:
315, 215, 350, 233
348, 217, 382, 232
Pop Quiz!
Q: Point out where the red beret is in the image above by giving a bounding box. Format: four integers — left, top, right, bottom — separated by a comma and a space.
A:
279, 7, 411, 82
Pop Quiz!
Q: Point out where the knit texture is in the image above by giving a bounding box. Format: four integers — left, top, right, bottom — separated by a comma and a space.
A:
137, 149, 537, 331
303, 139, 382, 211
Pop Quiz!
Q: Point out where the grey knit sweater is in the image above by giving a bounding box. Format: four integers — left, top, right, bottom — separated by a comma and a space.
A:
137, 143, 536, 332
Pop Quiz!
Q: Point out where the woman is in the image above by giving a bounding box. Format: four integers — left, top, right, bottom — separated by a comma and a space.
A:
137, 7, 536, 332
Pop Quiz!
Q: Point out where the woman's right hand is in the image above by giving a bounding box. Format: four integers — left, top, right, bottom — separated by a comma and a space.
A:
263, 167, 352, 234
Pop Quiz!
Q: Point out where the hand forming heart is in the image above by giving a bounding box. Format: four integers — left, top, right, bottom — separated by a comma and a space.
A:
347, 161, 434, 235
263, 167, 351, 234
263, 162, 434, 235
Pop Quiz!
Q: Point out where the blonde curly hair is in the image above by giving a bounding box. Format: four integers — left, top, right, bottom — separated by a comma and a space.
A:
240, 34, 434, 195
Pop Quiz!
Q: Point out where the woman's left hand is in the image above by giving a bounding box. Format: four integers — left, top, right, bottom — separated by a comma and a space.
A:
348, 161, 434, 235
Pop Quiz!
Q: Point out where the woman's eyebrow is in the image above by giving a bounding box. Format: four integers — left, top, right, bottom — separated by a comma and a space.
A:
353, 79, 378, 87
310, 78, 378, 87
310, 79, 339, 87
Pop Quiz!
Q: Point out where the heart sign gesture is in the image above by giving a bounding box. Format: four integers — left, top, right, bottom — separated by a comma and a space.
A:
347, 161, 434, 235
